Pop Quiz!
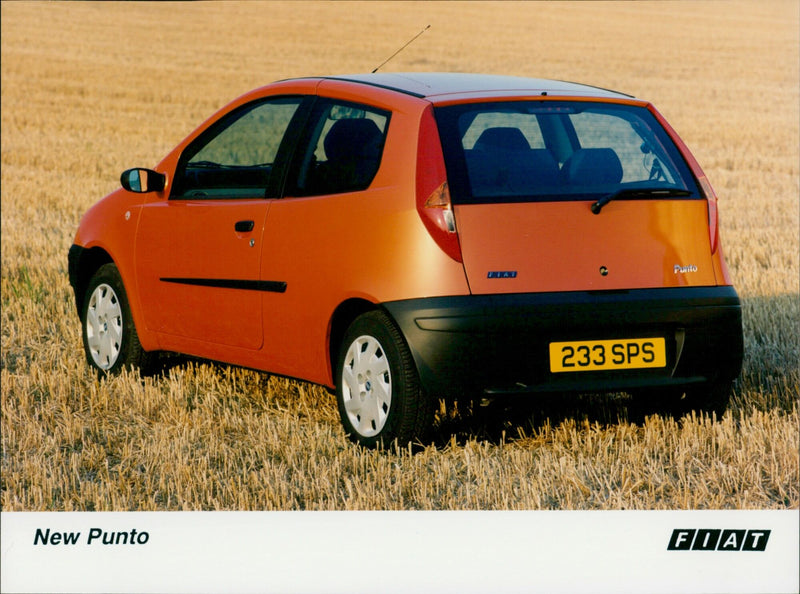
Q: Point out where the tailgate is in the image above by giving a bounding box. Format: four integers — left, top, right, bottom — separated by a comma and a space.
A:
455, 199, 716, 294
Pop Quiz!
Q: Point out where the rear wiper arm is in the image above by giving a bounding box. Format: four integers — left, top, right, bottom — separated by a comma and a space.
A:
591, 187, 693, 214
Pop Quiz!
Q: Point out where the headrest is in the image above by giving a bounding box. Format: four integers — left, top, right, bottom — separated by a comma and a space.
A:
324, 119, 383, 162
564, 148, 623, 185
474, 127, 531, 152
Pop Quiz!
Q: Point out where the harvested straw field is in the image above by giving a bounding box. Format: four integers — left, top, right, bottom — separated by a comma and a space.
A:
1, 1, 798, 511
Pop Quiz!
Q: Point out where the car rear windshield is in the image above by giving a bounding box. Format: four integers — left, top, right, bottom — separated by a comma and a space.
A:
434, 100, 699, 204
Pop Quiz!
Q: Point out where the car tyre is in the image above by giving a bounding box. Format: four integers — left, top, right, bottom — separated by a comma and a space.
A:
677, 379, 733, 419
336, 310, 433, 447
631, 379, 732, 422
81, 263, 153, 375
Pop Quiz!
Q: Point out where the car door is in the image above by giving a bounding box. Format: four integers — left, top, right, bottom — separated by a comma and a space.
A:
135, 96, 308, 351
256, 98, 394, 381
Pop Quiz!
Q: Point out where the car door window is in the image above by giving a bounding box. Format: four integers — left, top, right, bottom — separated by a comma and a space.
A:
288, 101, 390, 196
171, 97, 304, 200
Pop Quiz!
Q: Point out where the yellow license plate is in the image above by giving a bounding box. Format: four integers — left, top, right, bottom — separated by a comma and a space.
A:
549, 338, 666, 373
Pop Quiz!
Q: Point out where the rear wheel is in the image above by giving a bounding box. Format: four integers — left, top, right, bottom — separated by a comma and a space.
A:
631, 379, 733, 421
336, 311, 433, 447
81, 263, 152, 375
678, 379, 733, 419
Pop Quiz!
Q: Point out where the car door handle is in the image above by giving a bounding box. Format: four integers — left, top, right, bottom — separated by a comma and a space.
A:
235, 220, 255, 233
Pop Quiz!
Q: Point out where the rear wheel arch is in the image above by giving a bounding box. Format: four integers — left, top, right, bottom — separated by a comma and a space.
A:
328, 298, 382, 384
333, 308, 434, 446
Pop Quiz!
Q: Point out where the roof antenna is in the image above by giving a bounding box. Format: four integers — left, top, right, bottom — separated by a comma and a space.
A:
372, 25, 431, 73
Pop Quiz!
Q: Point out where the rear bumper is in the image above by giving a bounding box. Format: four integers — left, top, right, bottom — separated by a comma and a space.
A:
383, 286, 743, 399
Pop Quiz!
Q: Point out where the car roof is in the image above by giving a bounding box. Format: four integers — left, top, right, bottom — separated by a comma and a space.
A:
318, 72, 635, 101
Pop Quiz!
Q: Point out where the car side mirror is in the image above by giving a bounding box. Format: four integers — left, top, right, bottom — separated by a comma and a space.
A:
120, 168, 166, 193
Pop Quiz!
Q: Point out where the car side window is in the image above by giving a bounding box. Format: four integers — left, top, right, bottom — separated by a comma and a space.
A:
288, 101, 390, 197
171, 97, 304, 200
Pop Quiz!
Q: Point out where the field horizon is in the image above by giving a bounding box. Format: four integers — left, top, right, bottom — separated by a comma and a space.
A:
2, 1, 798, 512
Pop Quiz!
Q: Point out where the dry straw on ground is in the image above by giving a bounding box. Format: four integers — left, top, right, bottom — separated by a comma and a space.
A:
2, 1, 798, 510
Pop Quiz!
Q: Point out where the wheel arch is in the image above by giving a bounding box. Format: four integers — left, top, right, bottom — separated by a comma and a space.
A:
69, 245, 114, 316
69, 244, 160, 354
327, 298, 389, 387
329, 303, 434, 446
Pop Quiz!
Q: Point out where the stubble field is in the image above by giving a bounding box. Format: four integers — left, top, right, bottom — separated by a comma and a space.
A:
1, 1, 798, 511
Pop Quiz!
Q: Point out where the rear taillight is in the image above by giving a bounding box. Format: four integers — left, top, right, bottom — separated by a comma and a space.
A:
698, 176, 719, 254
416, 105, 462, 262
425, 181, 456, 231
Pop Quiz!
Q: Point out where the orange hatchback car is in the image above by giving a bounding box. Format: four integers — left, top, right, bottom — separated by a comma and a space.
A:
69, 73, 743, 446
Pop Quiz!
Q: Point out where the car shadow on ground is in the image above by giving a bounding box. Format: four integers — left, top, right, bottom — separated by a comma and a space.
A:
428, 391, 669, 448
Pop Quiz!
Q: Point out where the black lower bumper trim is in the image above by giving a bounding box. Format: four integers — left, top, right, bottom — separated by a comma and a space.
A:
383, 286, 743, 400
483, 375, 707, 395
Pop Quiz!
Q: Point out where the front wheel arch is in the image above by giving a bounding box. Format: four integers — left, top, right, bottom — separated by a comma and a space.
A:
70, 245, 113, 316
80, 262, 155, 375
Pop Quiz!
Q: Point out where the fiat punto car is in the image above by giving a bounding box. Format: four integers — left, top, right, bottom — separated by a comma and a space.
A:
68, 73, 743, 446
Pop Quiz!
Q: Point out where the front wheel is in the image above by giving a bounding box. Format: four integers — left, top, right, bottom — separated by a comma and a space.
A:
336, 311, 433, 447
81, 263, 153, 375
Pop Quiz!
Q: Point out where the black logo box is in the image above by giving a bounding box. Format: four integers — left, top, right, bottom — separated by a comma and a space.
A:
668, 529, 770, 551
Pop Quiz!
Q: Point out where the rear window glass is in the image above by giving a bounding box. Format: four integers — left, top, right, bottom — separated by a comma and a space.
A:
435, 101, 699, 204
